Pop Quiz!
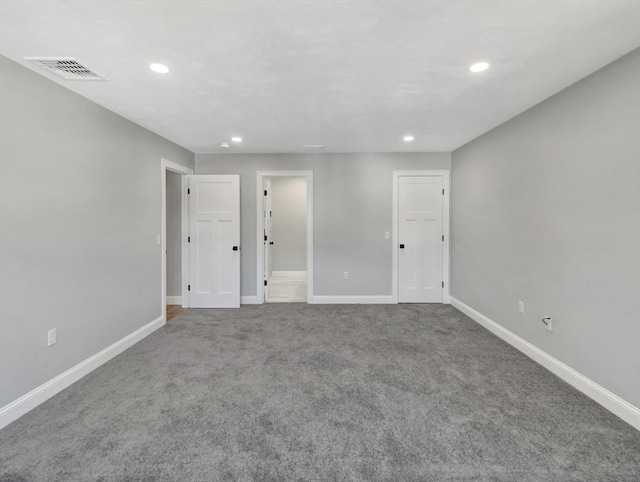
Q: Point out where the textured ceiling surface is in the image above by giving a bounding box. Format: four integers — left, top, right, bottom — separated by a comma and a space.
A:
1, 0, 639, 153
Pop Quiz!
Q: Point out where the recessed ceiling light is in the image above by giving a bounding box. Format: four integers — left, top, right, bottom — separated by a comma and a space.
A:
219, 142, 230, 148
149, 63, 169, 74
403, 135, 414, 142
470, 62, 489, 73
231, 136, 242, 143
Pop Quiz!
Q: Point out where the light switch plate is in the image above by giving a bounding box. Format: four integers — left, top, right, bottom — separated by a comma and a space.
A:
48, 328, 57, 347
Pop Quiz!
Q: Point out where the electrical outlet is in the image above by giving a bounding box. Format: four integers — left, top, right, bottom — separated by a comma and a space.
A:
542, 316, 553, 332
156, 235, 161, 245
343, 271, 349, 280
384, 231, 390, 239
47, 328, 57, 346
518, 300, 525, 314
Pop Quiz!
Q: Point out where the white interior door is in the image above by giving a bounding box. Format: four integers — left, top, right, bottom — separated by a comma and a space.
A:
398, 176, 444, 303
263, 178, 273, 300
188, 175, 240, 308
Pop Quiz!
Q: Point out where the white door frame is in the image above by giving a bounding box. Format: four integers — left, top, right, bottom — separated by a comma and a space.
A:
256, 170, 314, 304
392, 170, 450, 304
161, 158, 193, 322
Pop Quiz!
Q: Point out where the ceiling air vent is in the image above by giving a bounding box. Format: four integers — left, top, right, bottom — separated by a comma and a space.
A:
24, 57, 105, 81
302, 145, 325, 153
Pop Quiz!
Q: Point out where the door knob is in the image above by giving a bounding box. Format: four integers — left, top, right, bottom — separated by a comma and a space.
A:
399, 244, 405, 249
232, 246, 239, 251
269, 241, 274, 245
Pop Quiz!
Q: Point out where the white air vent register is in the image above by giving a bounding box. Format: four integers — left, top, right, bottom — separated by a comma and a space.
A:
24, 57, 105, 81
302, 145, 325, 153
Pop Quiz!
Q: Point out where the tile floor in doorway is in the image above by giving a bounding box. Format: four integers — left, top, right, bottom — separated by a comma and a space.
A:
267, 271, 307, 302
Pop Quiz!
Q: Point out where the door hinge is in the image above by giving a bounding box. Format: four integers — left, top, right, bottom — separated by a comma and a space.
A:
442, 235, 444, 242
187, 188, 191, 194
442, 188, 445, 195
188, 285, 191, 291
264, 280, 268, 286
188, 236, 191, 243
442, 281, 444, 288
264, 190, 267, 196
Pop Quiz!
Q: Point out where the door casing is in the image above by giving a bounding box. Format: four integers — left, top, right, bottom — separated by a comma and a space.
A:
392, 170, 450, 304
161, 158, 193, 322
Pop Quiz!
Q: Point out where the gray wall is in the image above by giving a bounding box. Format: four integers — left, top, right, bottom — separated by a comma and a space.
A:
166, 171, 182, 297
0, 56, 194, 407
271, 177, 307, 271
196, 153, 450, 297
451, 49, 640, 407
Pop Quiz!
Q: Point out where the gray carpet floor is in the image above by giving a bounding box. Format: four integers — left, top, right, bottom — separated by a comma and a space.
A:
1, 304, 639, 481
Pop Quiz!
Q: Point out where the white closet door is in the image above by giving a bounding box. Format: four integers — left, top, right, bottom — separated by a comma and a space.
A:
263, 178, 273, 300
398, 176, 444, 303
188, 175, 240, 308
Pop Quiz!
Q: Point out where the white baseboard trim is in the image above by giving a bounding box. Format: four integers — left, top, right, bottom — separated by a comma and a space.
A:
166, 296, 182, 305
241, 296, 260, 305
311, 295, 395, 304
450, 297, 640, 430
0, 316, 165, 430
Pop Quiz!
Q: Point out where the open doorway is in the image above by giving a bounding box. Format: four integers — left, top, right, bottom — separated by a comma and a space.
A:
265, 177, 308, 302
165, 171, 183, 319
161, 159, 193, 322
257, 171, 313, 304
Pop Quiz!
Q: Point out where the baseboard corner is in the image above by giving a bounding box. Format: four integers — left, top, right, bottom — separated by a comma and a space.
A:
0, 316, 164, 430
241, 296, 261, 305
450, 296, 640, 431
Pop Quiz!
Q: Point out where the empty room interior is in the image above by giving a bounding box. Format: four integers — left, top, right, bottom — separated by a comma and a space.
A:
0, 1, 639, 480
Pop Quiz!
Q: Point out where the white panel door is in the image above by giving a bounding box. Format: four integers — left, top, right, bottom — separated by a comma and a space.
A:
263, 178, 273, 300
398, 176, 443, 303
188, 175, 240, 308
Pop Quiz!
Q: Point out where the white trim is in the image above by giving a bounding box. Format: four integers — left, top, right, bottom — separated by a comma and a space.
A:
180, 172, 190, 309
241, 296, 261, 305
0, 316, 164, 430
166, 296, 182, 305
392, 170, 450, 304
161, 158, 193, 321
256, 171, 314, 304
271, 270, 307, 278
450, 296, 640, 430
310, 295, 394, 304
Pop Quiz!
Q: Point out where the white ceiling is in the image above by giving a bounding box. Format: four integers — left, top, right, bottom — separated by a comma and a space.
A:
1, 1, 639, 154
